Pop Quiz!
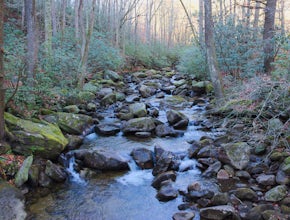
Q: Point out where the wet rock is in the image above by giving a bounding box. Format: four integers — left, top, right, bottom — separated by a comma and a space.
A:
39, 171, 52, 187
129, 103, 147, 118
152, 150, 174, 176
281, 197, 290, 214
202, 161, 222, 178
233, 188, 258, 201
5, 112, 68, 160
131, 148, 154, 169
86, 102, 97, 112
65, 134, 83, 150
265, 185, 288, 202
156, 92, 165, 98
217, 169, 230, 180
220, 142, 251, 170
45, 160, 68, 182
121, 117, 156, 134
135, 132, 152, 138
95, 123, 121, 136
256, 174, 276, 186
156, 180, 178, 201
125, 94, 140, 103
76, 149, 129, 171
186, 189, 214, 201
151, 171, 176, 189
139, 84, 156, 98
200, 205, 240, 220
188, 141, 202, 158
97, 87, 114, 99
161, 85, 176, 94
262, 210, 287, 220
211, 193, 229, 206
172, 212, 195, 220
0, 181, 27, 220
166, 110, 189, 129
236, 170, 251, 180
243, 204, 274, 220
155, 124, 180, 137
100, 93, 117, 106
276, 170, 290, 185
148, 107, 159, 117
28, 164, 40, 187
197, 145, 217, 158
15, 155, 34, 187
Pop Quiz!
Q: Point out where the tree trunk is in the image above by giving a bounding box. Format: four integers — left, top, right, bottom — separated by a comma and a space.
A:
263, 0, 277, 73
51, 0, 57, 37
204, 0, 224, 103
78, 0, 96, 88
280, 0, 285, 36
24, 0, 38, 81
44, 0, 53, 69
253, 1, 260, 28
61, 0, 67, 38
0, 0, 5, 140
198, 0, 204, 44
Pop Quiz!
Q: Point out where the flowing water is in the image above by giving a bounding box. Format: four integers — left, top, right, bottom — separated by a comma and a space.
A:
26, 95, 222, 220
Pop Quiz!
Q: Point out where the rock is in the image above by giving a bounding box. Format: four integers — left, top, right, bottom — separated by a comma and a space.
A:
76, 149, 129, 171
233, 188, 258, 201
156, 180, 178, 201
139, 84, 156, 98
156, 92, 165, 98
125, 94, 140, 103
15, 155, 34, 187
276, 170, 290, 185
95, 123, 121, 136
151, 171, 177, 189
129, 103, 147, 118
186, 189, 214, 201
244, 204, 274, 220
96, 87, 114, 99
104, 70, 122, 82
256, 174, 276, 186
100, 93, 117, 106
172, 79, 187, 87
262, 210, 287, 220
267, 118, 284, 134
86, 102, 97, 112
211, 193, 229, 206
5, 112, 68, 160
155, 124, 181, 137
152, 150, 174, 176
236, 170, 251, 180
220, 142, 251, 170
65, 134, 83, 150
63, 105, 80, 113
131, 148, 154, 169
192, 81, 213, 95
44, 112, 93, 135
265, 185, 288, 202
77, 91, 96, 103
0, 181, 27, 220
83, 82, 100, 94
162, 96, 187, 107
217, 169, 230, 180
200, 205, 240, 220
166, 110, 189, 129
172, 212, 195, 220
45, 160, 68, 182
135, 132, 152, 138
38, 171, 52, 187
203, 161, 222, 178
121, 117, 156, 135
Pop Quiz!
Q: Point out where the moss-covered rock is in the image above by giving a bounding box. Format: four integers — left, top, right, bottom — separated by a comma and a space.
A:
43, 112, 93, 135
15, 155, 33, 187
4, 113, 68, 160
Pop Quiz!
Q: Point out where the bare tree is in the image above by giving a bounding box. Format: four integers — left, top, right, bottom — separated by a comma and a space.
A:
198, 0, 204, 44
253, 1, 261, 28
204, 0, 224, 102
0, 0, 5, 140
44, 0, 53, 69
263, 0, 277, 73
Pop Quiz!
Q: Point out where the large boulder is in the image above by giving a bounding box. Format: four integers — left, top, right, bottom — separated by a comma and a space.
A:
166, 110, 189, 129
43, 112, 93, 135
121, 117, 156, 135
75, 149, 129, 171
129, 103, 147, 118
5, 112, 68, 160
219, 142, 251, 170
0, 181, 27, 220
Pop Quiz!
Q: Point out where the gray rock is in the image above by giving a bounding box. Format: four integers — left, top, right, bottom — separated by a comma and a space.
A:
234, 188, 258, 201
65, 134, 83, 150
156, 180, 178, 201
244, 204, 274, 220
155, 124, 180, 137
172, 212, 195, 220
152, 150, 174, 176
97, 88, 114, 99
139, 84, 156, 98
276, 170, 290, 185
256, 174, 276, 186
15, 155, 34, 187
45, 160, 68, 182
202, 161, 222, 178
211, 193, 229, 206
129, 103, 147, 118
135, 131, 152, 138
104, 70, 122, 82
131, 148, 154, 169
200, 205, 240, 220
100, 93, 117, 106
166, 109, 189, 129
95, 123, 120, 136
0, 182, 26, 220
121, 117, 156, 134
151, 171, 176, 189
76, 149, 129, 171
63, 105, 80, 113
265, 185, 288, 202
125, 94, 140, 103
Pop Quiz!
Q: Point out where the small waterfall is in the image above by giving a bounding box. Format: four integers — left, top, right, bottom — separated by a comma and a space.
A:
66, 154, 86, 185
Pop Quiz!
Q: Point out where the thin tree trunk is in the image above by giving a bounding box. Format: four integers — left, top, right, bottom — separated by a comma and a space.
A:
61, 0, 66, 38
78, 0, 96, 88
280, 0, 285, 36
24, 0, 38, 81
0, 0, 5, 140
246, 0, 251, 26
51, 0, 57, 37
263, 0, 277, 73
198, 0, 204, 44
219, 0, 223, 23
253, 1, 260, 28
74, 0, 79, 39
204, 0, 224, 102
45, 0, 53, 69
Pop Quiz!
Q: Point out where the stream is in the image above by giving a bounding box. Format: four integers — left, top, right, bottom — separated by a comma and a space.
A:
26, 87, 223, 220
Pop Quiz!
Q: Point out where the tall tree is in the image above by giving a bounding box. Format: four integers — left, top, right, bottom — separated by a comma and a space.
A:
44, 0, 53, 69
263, 0, 277, 73
253, 1, 261, 28
24, 0, 38, 81
0, 0, 5, 140
198, 0, 204, 44
204, 0, 224, 102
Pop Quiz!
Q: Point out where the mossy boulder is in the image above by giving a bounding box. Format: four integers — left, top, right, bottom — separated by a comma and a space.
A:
104, 70, 122, 82
4, 112, 68, 160
43, 112, 93, 135
15, 155, 33, 187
